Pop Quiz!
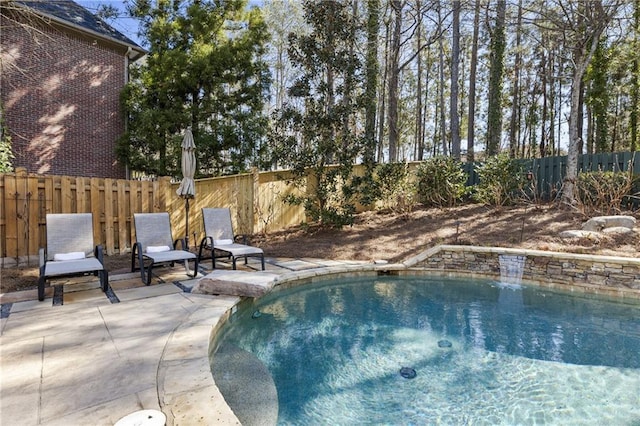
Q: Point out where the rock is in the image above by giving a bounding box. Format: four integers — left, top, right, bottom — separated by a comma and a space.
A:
601, 226, 635, 235
559, 230, 601, 240
191, 270, 279, 297
582, 215, 636, 232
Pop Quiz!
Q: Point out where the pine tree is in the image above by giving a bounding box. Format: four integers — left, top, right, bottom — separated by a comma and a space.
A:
118, 0, 270, 177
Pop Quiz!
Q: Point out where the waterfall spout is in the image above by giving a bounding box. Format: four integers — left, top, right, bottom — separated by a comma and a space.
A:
498, 254, 526, 285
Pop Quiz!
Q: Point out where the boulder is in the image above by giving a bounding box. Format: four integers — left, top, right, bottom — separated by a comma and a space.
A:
582, 215, 636, 232
192, 270, 279, 298
559, 230, 601, 240
601, 226, 636, 236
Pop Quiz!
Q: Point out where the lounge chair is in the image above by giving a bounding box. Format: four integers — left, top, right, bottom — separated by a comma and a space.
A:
131, 212, 199, 285
198, 207, 265, 270
38, 213, 108, 301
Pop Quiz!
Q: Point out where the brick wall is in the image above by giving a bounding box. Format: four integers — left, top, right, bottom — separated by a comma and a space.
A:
1, 14, 127, 178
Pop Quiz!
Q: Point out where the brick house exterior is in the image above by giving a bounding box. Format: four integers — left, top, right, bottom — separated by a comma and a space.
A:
1, 1, 145, 178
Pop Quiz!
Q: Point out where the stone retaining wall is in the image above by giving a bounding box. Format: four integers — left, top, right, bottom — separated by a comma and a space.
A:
403, 245, 640, 299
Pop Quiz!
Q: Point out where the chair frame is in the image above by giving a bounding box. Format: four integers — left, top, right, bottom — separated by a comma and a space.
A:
38, 213, 108, 301
131, 212, 199, 285
198, 208, 265, 270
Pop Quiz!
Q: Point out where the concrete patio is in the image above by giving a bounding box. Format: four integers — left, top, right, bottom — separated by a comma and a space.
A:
0, 257, 374, 425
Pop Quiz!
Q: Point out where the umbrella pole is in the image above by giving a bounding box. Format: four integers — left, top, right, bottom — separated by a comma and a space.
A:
185, 198, 190, 250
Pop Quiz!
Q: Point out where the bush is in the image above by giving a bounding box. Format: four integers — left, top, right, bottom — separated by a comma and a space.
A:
472, 154, 526, 206
415, 156, 468, 208
375, 162, 417, 214
576, 169, 638, 215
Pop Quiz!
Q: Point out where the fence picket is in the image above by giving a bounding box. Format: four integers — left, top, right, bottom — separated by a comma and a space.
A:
104, 178, 115, 255
117, 180, 128, 253
4, 171, 18, 263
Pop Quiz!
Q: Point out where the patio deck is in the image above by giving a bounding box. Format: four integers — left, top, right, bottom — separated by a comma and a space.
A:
0, 257, 374, 426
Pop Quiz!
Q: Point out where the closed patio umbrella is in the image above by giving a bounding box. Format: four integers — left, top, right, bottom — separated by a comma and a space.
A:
176, 127, 196, 249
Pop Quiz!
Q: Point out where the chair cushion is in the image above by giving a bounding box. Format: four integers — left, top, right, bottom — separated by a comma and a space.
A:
147, 245, 171, 253
53, 251, 86, 261
143, 250, 197, 263
214, 243, 263, 256
45, 258, 104, 277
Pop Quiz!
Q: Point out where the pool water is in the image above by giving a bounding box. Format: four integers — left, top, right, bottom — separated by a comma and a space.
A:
213, 275, 640, 425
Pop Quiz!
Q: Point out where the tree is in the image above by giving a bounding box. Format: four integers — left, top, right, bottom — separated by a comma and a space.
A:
508, 0, 523, 158
486, 0, 507, 156
357, 0, 379, 202
387, 0, 403, 162
632, 0, 640, 151
118, 0, 270, 177
262, 0, 305, 113
269, 0, 364, 226
466, 0, 481, 162
585, 39, 610, 153
535, 0, 624, 205
450, 0, 461, 159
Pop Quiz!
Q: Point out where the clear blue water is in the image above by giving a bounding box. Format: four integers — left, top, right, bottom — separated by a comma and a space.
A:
213, 275, 640, 425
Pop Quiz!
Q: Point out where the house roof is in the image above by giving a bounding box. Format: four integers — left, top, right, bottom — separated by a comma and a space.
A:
13, 0, 146, 60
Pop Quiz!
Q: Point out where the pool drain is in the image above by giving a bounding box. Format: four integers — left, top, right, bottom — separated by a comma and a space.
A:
399, 367, 417, 379
438, 339, 452, 348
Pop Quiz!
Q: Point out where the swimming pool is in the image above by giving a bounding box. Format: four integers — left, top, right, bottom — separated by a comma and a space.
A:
212, 275, 640, 424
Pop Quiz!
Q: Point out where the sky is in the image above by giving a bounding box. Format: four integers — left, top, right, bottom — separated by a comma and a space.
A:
75, 1, 144, 45
75, 0, 264, 47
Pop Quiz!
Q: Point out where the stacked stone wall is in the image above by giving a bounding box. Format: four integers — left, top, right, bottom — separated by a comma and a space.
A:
405, 246, 640, 298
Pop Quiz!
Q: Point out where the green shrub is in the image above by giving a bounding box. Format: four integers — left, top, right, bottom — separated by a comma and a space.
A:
0, 112, 14, 173
576, 169, 638, 214
375, 162, 417, 214
415, 156, 468, 208
472, 153, 526, 206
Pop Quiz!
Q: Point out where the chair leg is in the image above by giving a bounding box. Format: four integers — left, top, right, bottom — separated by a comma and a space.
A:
38, 275, 46, 301
232, 256, 237, 270
146, 262, 154, 286
261, 255, 265, 271
101, 270, 109, 292
192, 257, 199, 278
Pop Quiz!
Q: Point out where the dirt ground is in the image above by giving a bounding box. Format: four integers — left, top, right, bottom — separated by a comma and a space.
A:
2, 203, 639, 294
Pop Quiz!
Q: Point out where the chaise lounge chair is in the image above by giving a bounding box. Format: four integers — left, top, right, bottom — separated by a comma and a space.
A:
132, 212, 199, 285
38, 213, 108, 301
198, 207, 265, 270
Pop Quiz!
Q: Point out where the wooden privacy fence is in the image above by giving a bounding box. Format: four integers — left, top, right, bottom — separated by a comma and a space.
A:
2, 151, 638, 267
0, 168, 306, 267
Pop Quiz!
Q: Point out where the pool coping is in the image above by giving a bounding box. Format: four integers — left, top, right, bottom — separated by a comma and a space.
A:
162, 245, 640, 424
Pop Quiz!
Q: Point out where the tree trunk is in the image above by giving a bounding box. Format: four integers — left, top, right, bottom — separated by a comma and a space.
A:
561, 1, 614, 205
631, 0, 640, 151
450, 0, 461, 160
415, 0, 424, 161
363, 0, 380, 164
437, 2, 448, 156
377, 15, 391, 163
486, 0, 506, 156
508, 0, 523, 158
387, 0, 403, 163
466, 0, 480, 162
564, 64, 585, 204
541, 52, 548, 157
